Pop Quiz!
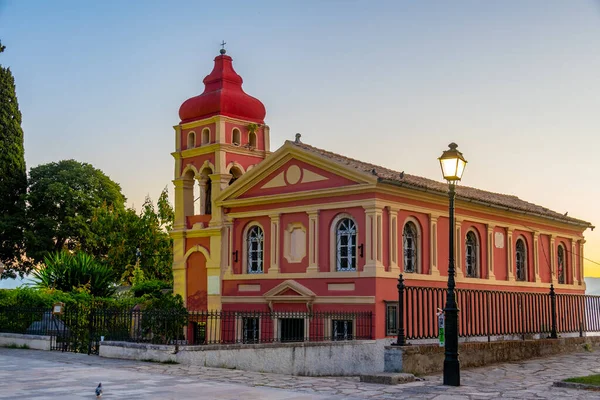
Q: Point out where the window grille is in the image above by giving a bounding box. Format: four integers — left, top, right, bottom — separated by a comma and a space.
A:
403, 222, 418, 273
332, 319, 353, 341
466, 231, 478, 278
385, 303, 398, 336
558, 245, 565, 284
247, 226, 264, 273
336, 218, 357, 271
516, 238, 527, 281
242, 317, 259, 343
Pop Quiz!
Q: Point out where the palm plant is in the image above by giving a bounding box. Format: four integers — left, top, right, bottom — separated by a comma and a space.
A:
31, 251, 117, 297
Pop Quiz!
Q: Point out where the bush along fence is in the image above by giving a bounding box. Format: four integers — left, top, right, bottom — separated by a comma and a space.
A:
0, 306, 373, 353
386, 274, 600, 344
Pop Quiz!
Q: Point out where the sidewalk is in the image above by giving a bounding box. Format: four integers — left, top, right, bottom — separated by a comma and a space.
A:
0, 347, 599, 399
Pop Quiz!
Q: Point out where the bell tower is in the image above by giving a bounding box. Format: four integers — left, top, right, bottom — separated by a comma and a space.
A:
171, 47, 270, 312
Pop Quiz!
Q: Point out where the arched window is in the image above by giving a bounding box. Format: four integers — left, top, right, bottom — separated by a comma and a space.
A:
249, 132, 257, 148
336, 218, 357, 271
232, 128, 241, 145
515, 238, 527, 281
465, 231, 479, 278
557, 244, 566, 284
247, 225, 264, 274
187, 131, 196, 149
403, 222, 418, 273
201, 128, 210, 145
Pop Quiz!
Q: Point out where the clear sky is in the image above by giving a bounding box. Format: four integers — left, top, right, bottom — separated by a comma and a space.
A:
2, 1, 600, 276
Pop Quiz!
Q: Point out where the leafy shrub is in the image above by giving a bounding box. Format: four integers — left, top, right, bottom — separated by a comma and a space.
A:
0, 286, 136, 310
130, 279, 171, 298
139, 294, 188, 344
31, 251, 117, 297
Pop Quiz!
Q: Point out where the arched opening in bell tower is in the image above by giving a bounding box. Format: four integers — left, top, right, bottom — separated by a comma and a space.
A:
199, 166, 213, 215
232, 128, 241, 146
182, 169, 199, 217
248, 132, 257, 148
187, 131, 196, 149
229, 165, 243, 186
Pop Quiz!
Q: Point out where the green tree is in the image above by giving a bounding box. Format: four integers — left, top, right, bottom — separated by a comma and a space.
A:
31, 251, 117, 297
136, 189, 174, 281
25, 160, 126, 263
84, 188, 174, 283
0, 40, 27, 278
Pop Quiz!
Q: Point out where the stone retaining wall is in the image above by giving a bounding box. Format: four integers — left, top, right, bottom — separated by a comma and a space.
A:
0, 332, 51, 350
100, 340, 387, 376
390, 336, 600, 375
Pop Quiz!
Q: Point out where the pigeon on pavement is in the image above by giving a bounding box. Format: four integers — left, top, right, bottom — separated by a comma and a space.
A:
95, 383, 103, 398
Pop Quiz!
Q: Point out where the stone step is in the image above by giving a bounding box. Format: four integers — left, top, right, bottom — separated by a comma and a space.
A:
359, 372, 416, 385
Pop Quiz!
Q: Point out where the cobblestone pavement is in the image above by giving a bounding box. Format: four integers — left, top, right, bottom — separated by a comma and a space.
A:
1, 348, 599, 399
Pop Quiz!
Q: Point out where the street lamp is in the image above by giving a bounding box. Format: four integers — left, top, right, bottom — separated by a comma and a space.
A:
438, 142, 467, 387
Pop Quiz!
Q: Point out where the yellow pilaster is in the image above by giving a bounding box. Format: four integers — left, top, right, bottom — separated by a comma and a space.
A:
269, 214, 280, 274
173, 178, 193, 230
455, 218, 464, 278
429, 214, 440, 277
579, 240, 586, 288
174, 125, 182, 151
388, 207, 399, 273
172, 267, 186, 303
206, 235, 223, 312
307, 211, 319, 272
171, 231, 187, 305
550, 235, 556, 285
223, 221, 234, 276
486, 225, 496, 280
216, 117, 226, 144
263, 125, 271, 152
208, 173, 232, 227
572, 241, 578, 285
363, 206, 383, 272
533, 232, 541, 282
507, 228, 515, 282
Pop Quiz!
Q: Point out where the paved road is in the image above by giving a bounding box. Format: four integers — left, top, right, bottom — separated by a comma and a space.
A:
0, 347, 599, 399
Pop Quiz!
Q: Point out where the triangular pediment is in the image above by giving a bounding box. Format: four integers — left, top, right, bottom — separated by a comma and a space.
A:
240, 158, 361, 199
263, 280, 317, 300
216, 142, 377, 205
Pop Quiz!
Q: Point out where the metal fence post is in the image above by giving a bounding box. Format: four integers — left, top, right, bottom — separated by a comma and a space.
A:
486, 291, 491, 343
550, 284, 558, 339
392, 274, 406, 346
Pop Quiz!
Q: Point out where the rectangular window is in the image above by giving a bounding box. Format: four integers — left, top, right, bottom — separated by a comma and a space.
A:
385, 303, 398, 336
332, 319, 353, 341
280, 318, 304, 342
242, 317, 259, 344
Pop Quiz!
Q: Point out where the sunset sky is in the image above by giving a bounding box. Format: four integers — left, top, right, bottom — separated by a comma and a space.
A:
2, 1, 600, 276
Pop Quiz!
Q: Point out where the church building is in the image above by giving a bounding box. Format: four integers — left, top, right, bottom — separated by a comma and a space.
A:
170, 49, 593, 341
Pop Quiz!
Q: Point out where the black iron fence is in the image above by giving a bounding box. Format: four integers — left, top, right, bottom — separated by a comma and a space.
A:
0, 307, 373, 351
387, 275, 600, 343
187, 310, 373, 345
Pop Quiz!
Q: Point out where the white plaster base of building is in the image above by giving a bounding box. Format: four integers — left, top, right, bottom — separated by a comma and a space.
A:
0, 332, 51, 350
100, 339, 394, 376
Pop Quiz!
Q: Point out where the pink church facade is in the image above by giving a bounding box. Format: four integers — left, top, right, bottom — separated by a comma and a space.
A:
170, 49, 593, 341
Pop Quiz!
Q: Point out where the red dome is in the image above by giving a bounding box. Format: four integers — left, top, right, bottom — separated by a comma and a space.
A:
179, 53, 266, 124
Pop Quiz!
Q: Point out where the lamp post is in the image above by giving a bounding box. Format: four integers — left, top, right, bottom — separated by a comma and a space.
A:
438, 142, 467, 387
